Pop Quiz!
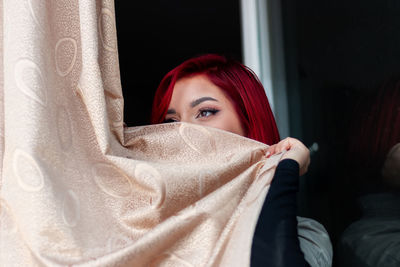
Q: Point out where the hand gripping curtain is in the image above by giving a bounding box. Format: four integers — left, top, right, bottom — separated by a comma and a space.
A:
0, 1, 282, 266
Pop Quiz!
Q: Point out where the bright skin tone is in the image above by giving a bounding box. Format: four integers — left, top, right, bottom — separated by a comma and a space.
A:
165, 74, 310, 175
165, 74, 246, 136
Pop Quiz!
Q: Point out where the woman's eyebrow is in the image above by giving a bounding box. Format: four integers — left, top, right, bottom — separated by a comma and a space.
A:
190, 97, 218, 108
166, 108, 176, 114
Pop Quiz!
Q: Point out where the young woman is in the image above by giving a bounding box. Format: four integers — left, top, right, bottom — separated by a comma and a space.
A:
151, 54, 331, 266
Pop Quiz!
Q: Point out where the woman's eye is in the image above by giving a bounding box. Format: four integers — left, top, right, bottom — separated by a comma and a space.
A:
197, 109, 219, 118
164, 118, 178, 123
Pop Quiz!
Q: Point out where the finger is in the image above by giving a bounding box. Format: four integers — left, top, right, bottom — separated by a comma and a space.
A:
266, 145, 277, 157
275, 138, 292, 153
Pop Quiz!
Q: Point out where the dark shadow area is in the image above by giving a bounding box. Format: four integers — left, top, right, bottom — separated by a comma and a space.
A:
281, 0, 400, 265
115, 0, 242, 126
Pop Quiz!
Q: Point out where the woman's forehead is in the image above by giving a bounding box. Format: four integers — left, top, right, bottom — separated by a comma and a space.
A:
172, 75, 226, 100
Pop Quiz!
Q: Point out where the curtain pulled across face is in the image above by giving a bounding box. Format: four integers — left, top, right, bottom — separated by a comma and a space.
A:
0, 1, 280, 266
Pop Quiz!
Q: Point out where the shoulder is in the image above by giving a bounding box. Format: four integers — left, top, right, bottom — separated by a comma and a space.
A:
297, 216, 333, 267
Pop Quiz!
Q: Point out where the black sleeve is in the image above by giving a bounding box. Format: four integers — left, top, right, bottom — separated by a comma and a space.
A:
251, 159, 310, 267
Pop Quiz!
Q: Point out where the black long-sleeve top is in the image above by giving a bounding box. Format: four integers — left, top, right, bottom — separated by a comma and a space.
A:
251, 159, 310, 267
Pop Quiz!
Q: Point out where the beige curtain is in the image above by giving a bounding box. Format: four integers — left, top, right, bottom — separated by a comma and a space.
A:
0, 1, 281, 266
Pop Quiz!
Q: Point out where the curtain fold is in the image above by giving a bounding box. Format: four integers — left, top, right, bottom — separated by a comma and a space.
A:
0, 1, 280, 266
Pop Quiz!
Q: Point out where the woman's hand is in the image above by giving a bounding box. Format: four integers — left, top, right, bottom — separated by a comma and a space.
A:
266, 137, 310, 176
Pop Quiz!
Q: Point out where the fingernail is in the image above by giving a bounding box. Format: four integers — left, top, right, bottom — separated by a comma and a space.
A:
266, 151, 271, 157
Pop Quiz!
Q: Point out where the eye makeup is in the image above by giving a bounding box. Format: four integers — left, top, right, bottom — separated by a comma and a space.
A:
196, 108, 220, 119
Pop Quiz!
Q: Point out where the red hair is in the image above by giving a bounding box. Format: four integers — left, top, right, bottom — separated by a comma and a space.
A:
348, 76, 400, 169
151, 54, 280, 145
346, 75, 400, 192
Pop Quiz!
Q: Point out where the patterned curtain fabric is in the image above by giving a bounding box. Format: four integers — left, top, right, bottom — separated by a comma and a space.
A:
0, 1, 281, 266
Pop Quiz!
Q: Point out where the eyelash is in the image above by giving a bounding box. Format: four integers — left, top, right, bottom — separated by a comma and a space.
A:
163, 108, 220, 123
164, 118, 177, 123
196, 108, 219, 119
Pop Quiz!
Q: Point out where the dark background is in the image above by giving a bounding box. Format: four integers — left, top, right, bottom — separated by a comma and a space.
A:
281, 0, 400, 246
115, 0, 242, 126
115, 0, 400, 265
